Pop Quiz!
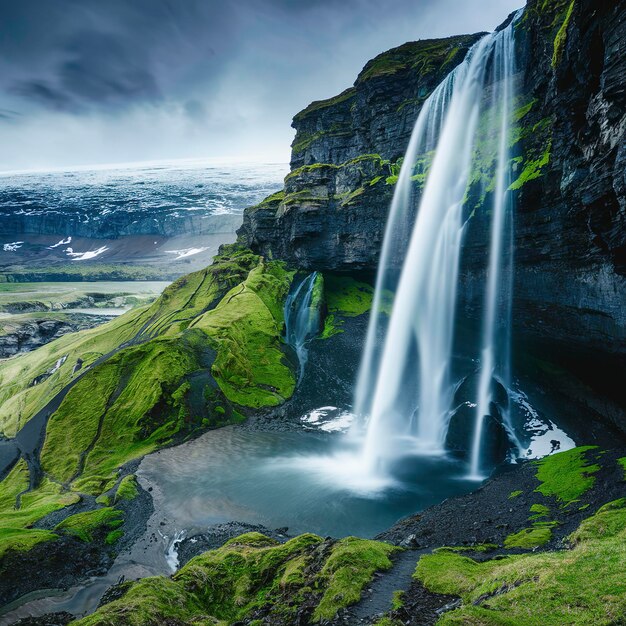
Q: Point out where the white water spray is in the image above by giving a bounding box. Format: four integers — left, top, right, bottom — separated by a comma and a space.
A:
356, 15, 521, 477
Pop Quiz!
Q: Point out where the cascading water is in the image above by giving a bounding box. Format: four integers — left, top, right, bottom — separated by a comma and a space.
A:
284, 272, 321, 380
356, 13, 522, 477
468, 22, 517, 480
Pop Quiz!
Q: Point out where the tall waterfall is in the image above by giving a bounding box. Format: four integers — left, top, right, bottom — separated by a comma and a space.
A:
468, 22, 517, 480
284, 272, 321, 380
356, 14, 521, 476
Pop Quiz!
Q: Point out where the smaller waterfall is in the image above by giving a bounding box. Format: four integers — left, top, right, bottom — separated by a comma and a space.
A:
284, 272, 322, 380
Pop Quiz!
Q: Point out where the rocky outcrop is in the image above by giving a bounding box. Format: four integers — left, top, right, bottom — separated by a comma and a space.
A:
0, 316, 112, 358
238, 0, 626, 420
239, 34, 482, 270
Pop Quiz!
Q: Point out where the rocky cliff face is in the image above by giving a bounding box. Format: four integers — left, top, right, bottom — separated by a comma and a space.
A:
238, 0, 626, 420
239, 34, 482, 270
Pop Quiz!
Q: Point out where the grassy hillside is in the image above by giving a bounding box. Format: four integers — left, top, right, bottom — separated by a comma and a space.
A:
0, 242, 381, 582
0, 245, 298, 564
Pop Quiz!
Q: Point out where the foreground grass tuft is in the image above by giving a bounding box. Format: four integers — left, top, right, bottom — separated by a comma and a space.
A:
415, 499, 626, 625
72, 532, 399, 625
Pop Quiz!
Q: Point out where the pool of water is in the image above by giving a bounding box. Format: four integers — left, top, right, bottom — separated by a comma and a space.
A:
140, 425, 481, 539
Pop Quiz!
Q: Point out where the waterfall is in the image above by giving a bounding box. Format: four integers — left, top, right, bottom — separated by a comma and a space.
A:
356, 14, 521, 476
284, 272, 321, 380
468, 22, 517, 480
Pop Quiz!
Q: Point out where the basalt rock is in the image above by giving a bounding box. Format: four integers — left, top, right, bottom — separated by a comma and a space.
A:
239, 0, 626, 422
238, 34, 483, 271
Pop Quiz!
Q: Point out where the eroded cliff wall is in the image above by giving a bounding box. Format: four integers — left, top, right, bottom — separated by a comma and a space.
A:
238, 0, 626, 418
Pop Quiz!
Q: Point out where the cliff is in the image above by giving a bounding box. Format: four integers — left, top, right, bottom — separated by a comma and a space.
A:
239, 34, 482, 270
238, 0, 626, 423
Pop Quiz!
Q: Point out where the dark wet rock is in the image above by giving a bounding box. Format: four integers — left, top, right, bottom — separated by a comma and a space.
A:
0, 320, 76, 358
445, 373, 513, 465
12, 612, 75, 626
97, 580, 133, 609
377, 448, 626, 550
0, 536, 113, 609
238, 34, 482, 274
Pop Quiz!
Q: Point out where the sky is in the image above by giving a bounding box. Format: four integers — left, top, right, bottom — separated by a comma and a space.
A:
0, 0, 522, 172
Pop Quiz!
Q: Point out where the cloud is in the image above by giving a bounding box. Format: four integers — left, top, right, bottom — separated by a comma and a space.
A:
0, 0, 523, 169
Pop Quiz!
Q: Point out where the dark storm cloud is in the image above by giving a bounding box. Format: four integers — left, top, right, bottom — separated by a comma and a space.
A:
0, 0, 235, 113
0, 0, 523, 169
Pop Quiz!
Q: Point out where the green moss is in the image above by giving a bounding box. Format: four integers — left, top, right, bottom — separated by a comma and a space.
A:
552, 0, 575, 68
618, 457, 626, 479
374, 618, 404, 626
534, 446, 601, 505
324, 275, 374, 317
292, 126, 353, 155
513, 98, 537, 123
434, 544, 498, 554
417, 499, 626, 625
250, 190, 285, 210
192, 260, 296, 408
285, 163, 339, 181
115, 475, 139, 503
509, 139, 552, 190
313, 537, 400, 621
54, 507, 124, 543
321, 314, 343, 339
0, 527, 58, 559
75, 532, 401, 625
529, 503, 551, 520
293, 87, 356, 122
357, 36, 477, 83
105, 529, 124, 545
0, 246, 294, 557
509, 490, 523, 499
504, 524, 554, 549
0, 461, 79, 560
391, 590, 405, 610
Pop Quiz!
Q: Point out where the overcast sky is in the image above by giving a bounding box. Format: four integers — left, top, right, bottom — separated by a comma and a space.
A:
0, 0, 522, 171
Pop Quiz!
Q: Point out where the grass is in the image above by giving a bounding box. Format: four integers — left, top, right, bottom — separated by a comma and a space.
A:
73, 532, 399, 625
534, 446, 601, 505
415, 499, 626, 625
313, 537, 400, 621
114, 475, 139, 502
54, 507, 124, 543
